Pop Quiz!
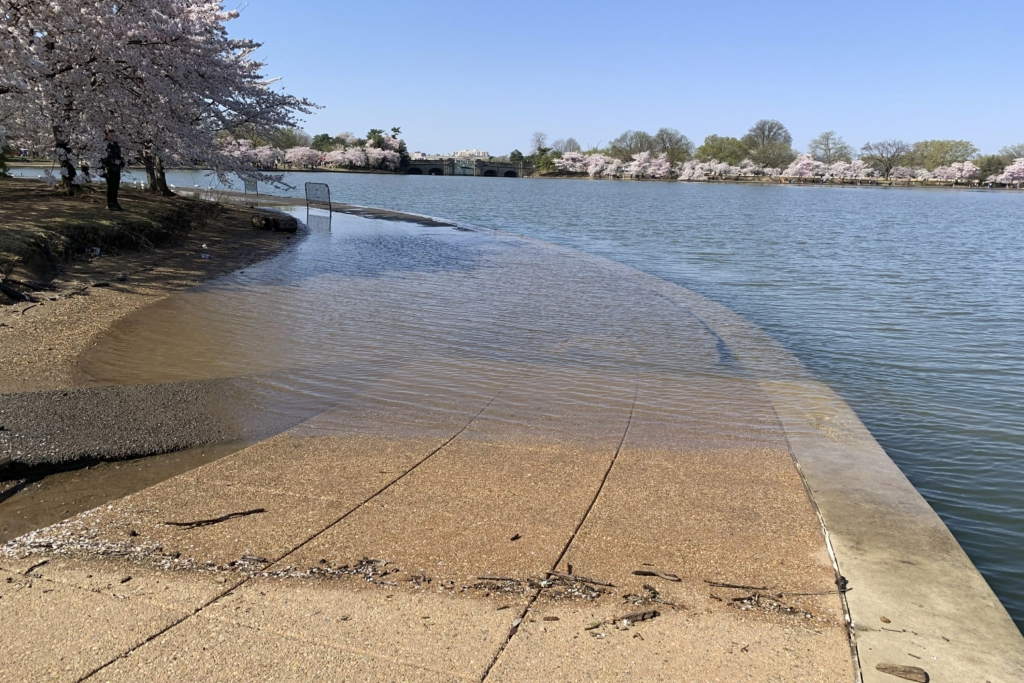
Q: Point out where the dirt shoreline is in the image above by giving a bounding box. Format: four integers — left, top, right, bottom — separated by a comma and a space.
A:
1, 177, 306, 479
1, 178, 300, 394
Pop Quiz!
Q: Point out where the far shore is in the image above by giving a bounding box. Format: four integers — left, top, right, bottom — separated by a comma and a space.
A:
9, 161, 1020, 189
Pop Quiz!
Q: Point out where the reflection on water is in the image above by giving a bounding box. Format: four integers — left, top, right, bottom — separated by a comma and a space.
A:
305, 210, 332, 232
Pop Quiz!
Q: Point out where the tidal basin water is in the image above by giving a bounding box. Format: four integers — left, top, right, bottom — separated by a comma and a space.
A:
12, 167, 1024, 630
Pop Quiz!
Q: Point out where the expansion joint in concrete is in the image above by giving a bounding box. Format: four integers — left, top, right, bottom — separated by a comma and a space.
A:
74, 372, 522, 682
479, 384, 639, 682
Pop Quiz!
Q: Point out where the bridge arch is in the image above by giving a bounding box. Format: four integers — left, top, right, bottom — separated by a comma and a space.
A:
503, 170, 518, 178
428, 167, 444, 176
406, 167, 423, 175
483, 169, 498, 177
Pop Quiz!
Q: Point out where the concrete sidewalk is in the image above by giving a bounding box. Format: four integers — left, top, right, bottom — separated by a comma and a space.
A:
1, 359, 854, 682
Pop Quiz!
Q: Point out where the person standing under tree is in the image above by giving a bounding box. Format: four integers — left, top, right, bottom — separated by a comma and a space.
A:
101, 128, 125, 210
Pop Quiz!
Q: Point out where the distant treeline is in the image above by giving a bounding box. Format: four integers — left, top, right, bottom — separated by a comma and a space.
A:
520, 121, 1024, 181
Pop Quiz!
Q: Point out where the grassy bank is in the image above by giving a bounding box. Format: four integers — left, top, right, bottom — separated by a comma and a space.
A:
0, 178, 294, 296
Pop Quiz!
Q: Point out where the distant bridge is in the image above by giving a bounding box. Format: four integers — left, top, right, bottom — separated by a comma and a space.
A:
406, 158, 533, 178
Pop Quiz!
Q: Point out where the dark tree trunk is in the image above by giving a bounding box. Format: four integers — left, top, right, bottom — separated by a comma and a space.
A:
154, 156, 175, 196
141, 143, 159, 193
52, 126, 78, 196
141, 142, 174, 196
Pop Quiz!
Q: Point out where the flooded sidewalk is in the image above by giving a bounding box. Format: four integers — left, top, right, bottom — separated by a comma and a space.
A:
0, 360, 852, 682
1, 210, 1017, 681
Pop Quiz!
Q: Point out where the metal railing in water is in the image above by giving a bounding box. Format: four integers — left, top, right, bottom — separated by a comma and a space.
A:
304, 182, 331, 211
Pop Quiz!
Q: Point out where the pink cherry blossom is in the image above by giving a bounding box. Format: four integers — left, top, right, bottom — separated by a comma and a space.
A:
782, 154, 825, 178
624, 151, 653, 177
997, 158, 1024, 186
285, 146, 321, 167
553, 151, 588, 173
253, 146, 283, 166
647, 153, 672, 178
365, 146, 401, 171
0, 0, 315, 188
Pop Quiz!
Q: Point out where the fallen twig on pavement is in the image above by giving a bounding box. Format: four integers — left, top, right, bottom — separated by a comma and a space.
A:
546, 570, 615, 587
163, 508, 266, 529
705, 579, 768, 591
633, 569, 681, 582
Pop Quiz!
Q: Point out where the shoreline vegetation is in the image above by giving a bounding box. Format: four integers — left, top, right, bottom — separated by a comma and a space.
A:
141, 119, 1021, 188
9, 158, 1022, 191
7, 117, 1023, 189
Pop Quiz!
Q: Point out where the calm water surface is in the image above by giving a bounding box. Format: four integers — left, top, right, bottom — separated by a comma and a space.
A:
12, 167, 1024, 630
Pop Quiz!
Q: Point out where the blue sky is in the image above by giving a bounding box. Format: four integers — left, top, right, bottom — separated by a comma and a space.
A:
231, 1, 1022, 156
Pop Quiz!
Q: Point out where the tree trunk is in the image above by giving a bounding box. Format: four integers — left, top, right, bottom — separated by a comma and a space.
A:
140, 142, 174, 196
154, 156, 175, 197
52, 126, 78, 196
141, 143, 159, 193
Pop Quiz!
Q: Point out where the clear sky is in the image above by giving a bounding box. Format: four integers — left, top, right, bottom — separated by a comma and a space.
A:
230, 0, 1022, 156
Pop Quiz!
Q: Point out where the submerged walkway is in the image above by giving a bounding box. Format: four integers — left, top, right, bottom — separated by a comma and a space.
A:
1, 361, 853, 682
2, 212, 1020, 681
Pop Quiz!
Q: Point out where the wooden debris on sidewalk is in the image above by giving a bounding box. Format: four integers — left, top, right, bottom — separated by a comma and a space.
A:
633, 569, 681, 582
162, 508, 265, 529
546, 570, 615, 587
876, 663, 929, 682
585, 609, 661, 631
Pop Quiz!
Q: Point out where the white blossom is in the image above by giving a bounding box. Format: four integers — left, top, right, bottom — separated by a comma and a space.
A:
996, 158, 1024, 186
365, 146, 401, 171
782, 154, 825, 178
0, 0, 316, 186
285, 146, 321, 166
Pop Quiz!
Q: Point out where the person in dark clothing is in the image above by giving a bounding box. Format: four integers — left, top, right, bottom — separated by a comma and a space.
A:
101, 128, 125, 210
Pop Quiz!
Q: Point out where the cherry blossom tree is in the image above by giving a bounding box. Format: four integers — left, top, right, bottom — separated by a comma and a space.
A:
738, 159, 766, 176
647, 153, 672, 178
553, 151, 588, 174
951, 161, 979, 181
624, 151, 652, 177
996, 158, 1024, 187
285, 146, 321, 167
365, 146, 401, 171
0, 0, 315, 193
928, 162, 977, 183
823, 160, 875, 181
340, 147, 368, 167
325, 148, 359, 168
222, 137, 256, 160
587, 154, 617, 177
889, 166, 926, 180
783, 154, 825, 178
253, 146, 284, 167
676, 159, 744, 180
